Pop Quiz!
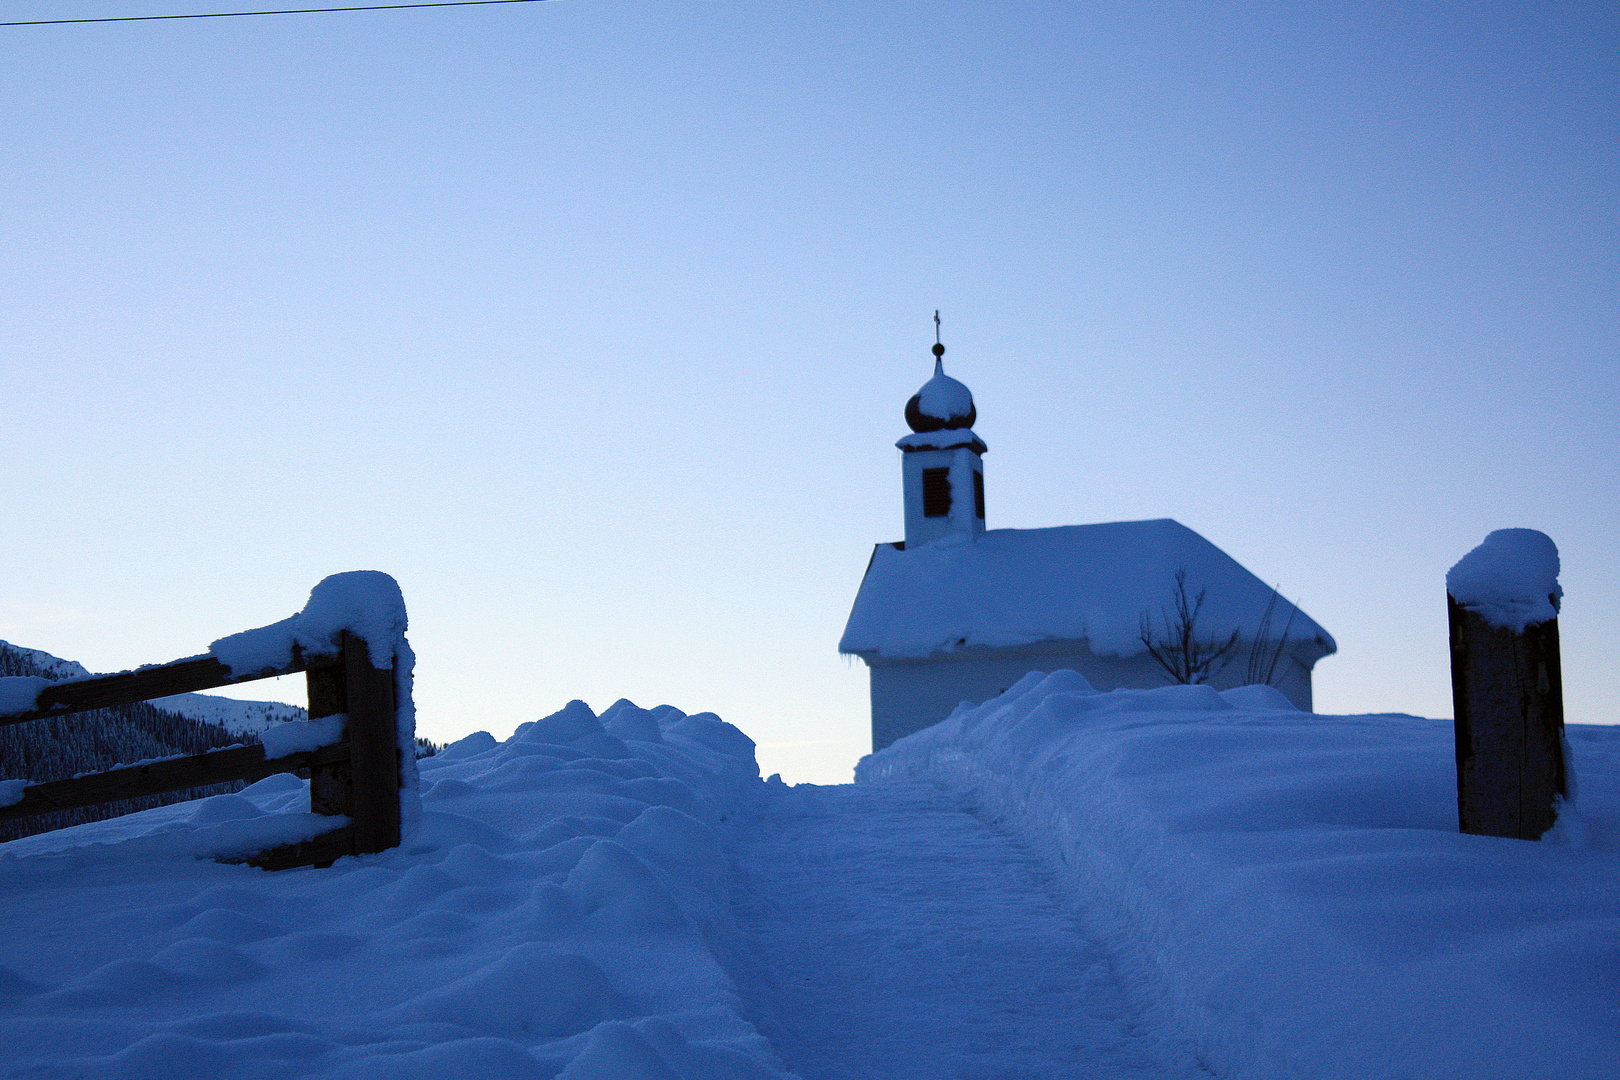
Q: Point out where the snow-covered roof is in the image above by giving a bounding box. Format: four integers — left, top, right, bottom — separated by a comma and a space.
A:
840, 518, 1335, 662
894, 429, 987, 454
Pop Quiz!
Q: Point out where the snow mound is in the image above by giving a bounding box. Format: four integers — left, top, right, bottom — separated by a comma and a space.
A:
0, 698, 790, 1080
859, 672, 1620, 1080
1447, 528, 1563, 631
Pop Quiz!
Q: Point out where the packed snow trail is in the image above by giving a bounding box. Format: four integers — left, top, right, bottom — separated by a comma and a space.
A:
726, 779, 1209, 1080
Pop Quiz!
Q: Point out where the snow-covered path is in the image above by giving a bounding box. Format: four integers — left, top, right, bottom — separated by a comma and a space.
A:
726, 780, 1208, 1080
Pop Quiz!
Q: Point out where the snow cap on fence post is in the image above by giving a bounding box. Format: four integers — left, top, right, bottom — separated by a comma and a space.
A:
210, 570, 408, 674
209, 571, 419, 843
1445, 528, 1562, 632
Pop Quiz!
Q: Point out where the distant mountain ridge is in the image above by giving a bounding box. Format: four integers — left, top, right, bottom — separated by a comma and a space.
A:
0, 639, 307, 733
1, 642, 91, 681
150, 692, 308, 734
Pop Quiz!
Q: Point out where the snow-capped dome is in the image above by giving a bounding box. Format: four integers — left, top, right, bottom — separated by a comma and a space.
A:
905, 343, 977, 432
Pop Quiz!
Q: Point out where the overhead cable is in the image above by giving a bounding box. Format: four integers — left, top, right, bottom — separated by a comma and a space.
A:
2, 0, 547, 27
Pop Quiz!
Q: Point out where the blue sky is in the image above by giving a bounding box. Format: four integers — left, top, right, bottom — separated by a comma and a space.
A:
2, 1, 1615, 781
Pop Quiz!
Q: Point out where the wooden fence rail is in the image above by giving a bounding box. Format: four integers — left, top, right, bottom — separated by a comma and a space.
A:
0, 630, 402, 870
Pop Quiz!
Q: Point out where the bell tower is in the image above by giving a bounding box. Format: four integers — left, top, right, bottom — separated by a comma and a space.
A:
897, 316, 986, 547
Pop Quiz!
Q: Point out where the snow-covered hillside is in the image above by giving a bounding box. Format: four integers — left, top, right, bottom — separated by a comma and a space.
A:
0, 642, 90, 682
150, 691, 308, 734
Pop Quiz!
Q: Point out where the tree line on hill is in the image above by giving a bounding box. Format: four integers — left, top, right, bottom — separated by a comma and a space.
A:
0, 642, 254, 843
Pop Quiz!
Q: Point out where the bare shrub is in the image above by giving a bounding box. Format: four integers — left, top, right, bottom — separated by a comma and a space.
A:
1138, 569, 1240, 685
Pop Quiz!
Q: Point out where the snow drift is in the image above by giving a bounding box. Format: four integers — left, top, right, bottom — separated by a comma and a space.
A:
5, 672, 1617, 1078
0, 698, 790, 1080
858, 672, 1620, 1079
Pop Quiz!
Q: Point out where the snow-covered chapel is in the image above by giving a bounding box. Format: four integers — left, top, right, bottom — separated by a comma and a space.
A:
840, 334, 1336, 751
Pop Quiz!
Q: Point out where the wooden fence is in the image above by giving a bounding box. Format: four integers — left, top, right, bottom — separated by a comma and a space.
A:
0, 630, 402, 870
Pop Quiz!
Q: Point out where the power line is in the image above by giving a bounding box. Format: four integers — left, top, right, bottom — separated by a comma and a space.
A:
1, 0, 548, 27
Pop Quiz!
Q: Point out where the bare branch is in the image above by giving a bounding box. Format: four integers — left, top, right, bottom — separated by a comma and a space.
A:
1244, 585, 1301, 687
1137, 568, 1240, 685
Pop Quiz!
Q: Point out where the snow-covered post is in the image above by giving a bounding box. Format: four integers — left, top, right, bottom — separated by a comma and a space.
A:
213, 570, 417, 866
305, 631, 401, 855
1446, 530, 1566, 840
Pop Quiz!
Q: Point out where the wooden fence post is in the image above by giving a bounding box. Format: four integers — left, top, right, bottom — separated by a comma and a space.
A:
305, 649, 348, 822
1447, 532, 1566, 840
342, 631, 401, 855
297, 630, 400, 861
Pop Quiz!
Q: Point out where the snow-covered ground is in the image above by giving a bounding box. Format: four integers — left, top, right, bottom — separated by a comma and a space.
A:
0, 698, 785, 1080
863, 673, 1620, 1079
723, 779, 1209, 1079
2, 678, 1616, 1078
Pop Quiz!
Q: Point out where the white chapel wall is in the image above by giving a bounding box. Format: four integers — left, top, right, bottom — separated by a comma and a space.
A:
867, 643, 1315, 751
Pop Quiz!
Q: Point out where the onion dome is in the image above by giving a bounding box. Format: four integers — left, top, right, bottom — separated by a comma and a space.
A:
905, 341, 977, 432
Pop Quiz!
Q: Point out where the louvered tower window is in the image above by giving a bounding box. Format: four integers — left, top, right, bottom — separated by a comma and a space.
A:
922, 468, 951, 517
974, 471, 985, 519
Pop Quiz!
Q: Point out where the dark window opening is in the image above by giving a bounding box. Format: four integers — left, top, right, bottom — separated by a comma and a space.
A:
974, 471, 985, 519
922, 468, 951, 517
